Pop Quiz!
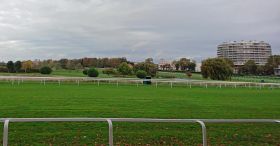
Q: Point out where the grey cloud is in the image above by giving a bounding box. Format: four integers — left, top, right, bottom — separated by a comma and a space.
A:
0, 0, 279, 62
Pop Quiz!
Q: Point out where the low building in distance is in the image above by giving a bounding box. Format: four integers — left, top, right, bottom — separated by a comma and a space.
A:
158, 59, 175, 70
217, 40, 272, 67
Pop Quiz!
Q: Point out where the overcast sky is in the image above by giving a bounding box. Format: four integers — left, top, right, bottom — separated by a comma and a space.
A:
0, 0, 279, 62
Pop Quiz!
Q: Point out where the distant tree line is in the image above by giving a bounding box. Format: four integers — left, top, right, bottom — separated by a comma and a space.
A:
159, 58, 196, 72
237, 55, 280, 76
83, 58, 158, 78
200, 55, 280, 80
0, 57, 158, 78
1, 55, 279, 80
81, 57, 129, 68
1, 60, 38, 73
0, 57, 130, 72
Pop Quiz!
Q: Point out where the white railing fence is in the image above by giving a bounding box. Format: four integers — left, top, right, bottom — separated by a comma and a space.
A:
1, 118, 279, 146
1, 76, 280, 89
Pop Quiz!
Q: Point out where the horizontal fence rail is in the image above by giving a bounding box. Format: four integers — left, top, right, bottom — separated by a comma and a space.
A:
1, 118, 279, 146
1, 76, 280, 89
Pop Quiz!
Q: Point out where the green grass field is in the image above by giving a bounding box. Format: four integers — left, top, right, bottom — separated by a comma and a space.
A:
0, 82, 279, 145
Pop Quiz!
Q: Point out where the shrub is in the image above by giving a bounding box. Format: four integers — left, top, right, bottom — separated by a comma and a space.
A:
136, 70, 147, 79
102, 68, 117, 75
134, 62, 158, 77
186, 72, 192, 78
83, 69, 88, 75
87, 68, 99, 77
40, 66, 52, 74
0, 67, 8, 73
117, 62, 133, 75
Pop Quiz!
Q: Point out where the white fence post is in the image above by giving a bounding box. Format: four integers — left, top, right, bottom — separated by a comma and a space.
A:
3, 120, 9, 146
197, 120, 207, 146
156, 82, 158, 88
107, 119, 113, 146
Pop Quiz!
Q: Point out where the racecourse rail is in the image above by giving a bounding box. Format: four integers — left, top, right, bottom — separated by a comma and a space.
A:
1, 76, 280, 89
1, 118, 279, 146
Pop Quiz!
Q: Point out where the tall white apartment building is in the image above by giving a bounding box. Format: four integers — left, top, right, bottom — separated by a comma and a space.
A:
217, 40, 272, 66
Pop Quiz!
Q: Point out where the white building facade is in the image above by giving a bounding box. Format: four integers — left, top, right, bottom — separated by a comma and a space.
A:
217, 41, 272, 66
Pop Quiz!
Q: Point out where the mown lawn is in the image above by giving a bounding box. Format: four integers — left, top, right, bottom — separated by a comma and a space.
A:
0, 82, 279, 145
